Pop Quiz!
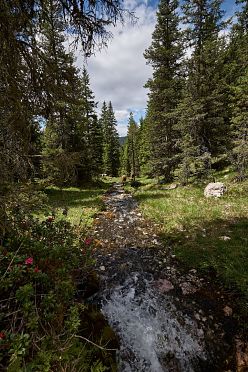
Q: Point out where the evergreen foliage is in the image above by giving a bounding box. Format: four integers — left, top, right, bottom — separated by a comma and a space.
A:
144, 0, 184, 181
138, 117, 152, 176
230, 70, 248, 180
126, 113, 140, 178
40, 4, 102, 185
100, 102, 120, 176
228, 0, 248, 180
175, 0, 228, 183
0, 0, 127, 189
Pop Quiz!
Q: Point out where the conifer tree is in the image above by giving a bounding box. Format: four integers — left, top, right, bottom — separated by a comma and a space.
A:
120, 140, 131, 176
228, 0, 248, 179
126, 113, 140, 179
138, 117, 152, 176
100, 102, 120, 176
177, 0, 227, 183
144, 0, 184, 181
230, 70, 248, 180
79, 68, 103, 179
0, 0, 128, 188
41, 1, 82, 184
41, 4, 101, 184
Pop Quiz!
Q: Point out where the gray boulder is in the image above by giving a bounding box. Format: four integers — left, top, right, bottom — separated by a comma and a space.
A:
204, 182, 227, 198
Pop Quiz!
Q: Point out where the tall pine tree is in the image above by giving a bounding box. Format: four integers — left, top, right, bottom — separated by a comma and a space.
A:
126, 113, 140, 179
138, 117, 152, 176
176, 0, 227, 183
228, 0, 248, 179
100, 102, 120, 176
144, 0, 184, 181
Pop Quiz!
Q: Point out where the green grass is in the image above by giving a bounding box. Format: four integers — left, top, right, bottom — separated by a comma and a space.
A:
40, 181, 110, 226
129, 174, 248, 297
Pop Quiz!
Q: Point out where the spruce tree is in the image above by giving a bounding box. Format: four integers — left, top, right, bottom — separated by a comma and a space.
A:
228, 0, 248, 179
79, 68, 103, 180
41, 4, 101, 184
230, 70, 248, 180
144, 0, 184, 181
126, 113, 140, 179
177, 0, 227, 183
0, 0, 128, 189
101, 102, 120, 176
120, 140, 131, 176
138, 117, 152, 176
41, 1, 82, 185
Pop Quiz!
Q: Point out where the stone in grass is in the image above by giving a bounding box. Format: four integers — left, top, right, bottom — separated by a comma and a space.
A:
204, 182, 227, 198
219, 236, 231, 241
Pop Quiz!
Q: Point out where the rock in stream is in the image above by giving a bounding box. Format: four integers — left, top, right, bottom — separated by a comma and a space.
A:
91, 183, 237, 371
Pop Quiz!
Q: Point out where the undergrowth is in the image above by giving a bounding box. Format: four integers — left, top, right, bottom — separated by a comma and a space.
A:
0, 185, 117, 371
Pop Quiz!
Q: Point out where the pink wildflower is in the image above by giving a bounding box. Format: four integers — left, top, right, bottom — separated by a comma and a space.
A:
85, 238, 92, 246
25, 257, 33, 265
0, 332, 6, 340
34, 267, 40, 273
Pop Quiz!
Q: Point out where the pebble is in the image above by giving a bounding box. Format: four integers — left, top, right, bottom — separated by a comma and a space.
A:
100, 266, 105, 271
195, 313, 201, 321
223, 305, 233, 316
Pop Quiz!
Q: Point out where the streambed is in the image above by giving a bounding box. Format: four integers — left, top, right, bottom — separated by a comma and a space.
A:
91, 183, 237, 371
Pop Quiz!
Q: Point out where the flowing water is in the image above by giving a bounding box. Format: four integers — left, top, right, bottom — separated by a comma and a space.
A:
102, 273, 208, 372
92, 184, 236, 371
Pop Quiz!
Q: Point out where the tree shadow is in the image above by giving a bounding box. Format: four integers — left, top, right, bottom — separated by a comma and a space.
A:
45, 188, 105, 209
159, 216, 248, 297
134, 192, 168, 202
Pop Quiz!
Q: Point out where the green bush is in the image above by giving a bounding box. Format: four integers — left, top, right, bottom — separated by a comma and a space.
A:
0, 203, 106, 371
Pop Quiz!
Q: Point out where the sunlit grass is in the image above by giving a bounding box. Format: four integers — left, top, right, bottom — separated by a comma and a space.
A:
129, 174, 248, 296
37, 182, 111, 226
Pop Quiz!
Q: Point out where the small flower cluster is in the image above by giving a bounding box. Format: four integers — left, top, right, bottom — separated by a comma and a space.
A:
24, 257, 40, 273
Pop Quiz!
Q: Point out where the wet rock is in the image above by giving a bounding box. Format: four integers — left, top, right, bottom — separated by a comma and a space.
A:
189, 269, 197, 274
236, 338, 248, 372
180, 282, 199, 295
156, 278, 174, 293
223, 305, 233, 317
195, 313, 201, 321
91, 183, 239, 371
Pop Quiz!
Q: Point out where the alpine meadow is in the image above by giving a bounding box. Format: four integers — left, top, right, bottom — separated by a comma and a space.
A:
0, 0, 247, 371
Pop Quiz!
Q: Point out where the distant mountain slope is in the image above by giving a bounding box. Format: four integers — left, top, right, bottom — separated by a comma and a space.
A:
119, 136, 127, 145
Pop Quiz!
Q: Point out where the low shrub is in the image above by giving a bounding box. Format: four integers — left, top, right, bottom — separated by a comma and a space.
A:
0, 203, 114, 371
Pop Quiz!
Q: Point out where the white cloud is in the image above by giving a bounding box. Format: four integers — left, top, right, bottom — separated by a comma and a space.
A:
75, 0, 156, 136
115, 109, 130, 121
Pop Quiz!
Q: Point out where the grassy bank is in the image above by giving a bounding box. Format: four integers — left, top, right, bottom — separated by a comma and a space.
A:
41, 181, 110, 226
129, 173, 248, 298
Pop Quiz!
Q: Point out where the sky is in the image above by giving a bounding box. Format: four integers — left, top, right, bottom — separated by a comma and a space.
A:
75, 0, 238, 137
